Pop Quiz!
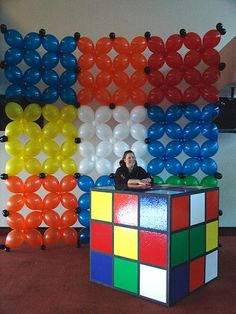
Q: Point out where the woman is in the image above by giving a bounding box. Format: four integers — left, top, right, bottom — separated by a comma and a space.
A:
114, 150, 152, 189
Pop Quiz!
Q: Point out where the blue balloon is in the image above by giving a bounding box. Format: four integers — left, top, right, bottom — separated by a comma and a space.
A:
165, 158, 182, 175
202, 104, 220, 122
42, 69, 59, 86
42, 52, 59, 69
147, 158, 165, 175
147, 106, 165, 122
183, 158, 200, 175
60, 36, 76, 54
4, 29, 23, 48
201, 158, 217, 175
60, 88, 76, 104
5, 84, 23, 100
95, 175, 114, 187
201, 140, 218, 158
24, 50, 41, 67
183, 104, 201, 121
78, 193, 90, 210
165, 105, 182, 122
183, 122, 201, 139
78, 209, 90, 227
4, 66, 23, 84
183, 140, 201, 157
23, 68, 41, 85
42, 34, 59, 52
60, 53, 77, 70
166, 123, 182, 139
24, 85, 41, 102
79, 227, 90, 244
148, 123, 165, 140
148, 141, 165, 157
201, 123, 218, 140
42, 86, 59, 103
59, 70, 77, 87
24, 32, 42, 49
78, 175, 95, 192
166, 140, 182, 157
5, 48, 23, 65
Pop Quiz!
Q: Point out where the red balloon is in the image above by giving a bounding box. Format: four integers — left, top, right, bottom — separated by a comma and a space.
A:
184, 68, 202, 85
7, 212, 25, 230
60, 175, 77, 192
7, 194, 24, 212
166, 52, 183, 68
78, 53, 95, 70
201, 85, 219, 103
166, 34, 183, 51
24, 229, 43, 247
77, 88, 94, 105
43, 192, 61, 210
61, 227, 77, 245
24, 175, 41, 193
203, 30, 221, 49
202, 67, 220, 85
95, 37, 112, 54
43, 210, 61, 228
43, 227, 61, 245
131, 36, 147, 53
165, 69, 183, 86
113, 37, 130, 54
42, 175, 60, 192
147, 36, 165, 53
202, 49, 220, 67
5, 176, 23, 193
166, 87, 183, 103
77, 37, 94, 53
148, 53, 165, 69
61, 210, 77, 227
130, 88, 147, 105
95, 71, 112, 88
61, 193, 78, 210
113, 54, 129, 71
96, 54, 112, 71
184, 50, 201, 68
25, 211, 42, 229
78, 70, 94, 88
148, 88, 165, 104
130, 70, 147, 88
5, 230, 24, 248
148, 70, 165, 87
184, 32, 202, 50
94, 88, 111, 105
130, 53, 147, 70
183, 86, 201, 103
112, 71, 130, 88
25, 193, 43, 211
112, 88, 129, 105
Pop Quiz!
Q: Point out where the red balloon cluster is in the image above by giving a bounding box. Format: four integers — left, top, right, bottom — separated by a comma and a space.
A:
5, 175, 78, 248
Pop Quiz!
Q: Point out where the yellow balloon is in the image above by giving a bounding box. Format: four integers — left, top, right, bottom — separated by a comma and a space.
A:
62, 123, 78, 139
5, 157, 24, 175
25, 158, 42, 174
24, 121, 42, 139
43, 140, 60, 157
61, 158, 78, 174
60, 105, 77, 122
5, 140, 24, 156
24, 140, 41, 157
61, 141, 78, 157
23, 103, 42, 121
5, 120, 23, 138
42, 104, 60, 122
5, 102, 23, 120
42, 122, 60, 139
42, 158, 60, 174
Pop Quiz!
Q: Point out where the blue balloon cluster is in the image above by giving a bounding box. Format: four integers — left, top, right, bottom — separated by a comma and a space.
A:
147, 104, 220, 176
3, 28, 77, 104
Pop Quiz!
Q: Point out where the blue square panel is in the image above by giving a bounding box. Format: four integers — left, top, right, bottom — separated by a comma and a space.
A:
90, 251, 113, 286
170, 263, 189, 305
140, 195, 167, 231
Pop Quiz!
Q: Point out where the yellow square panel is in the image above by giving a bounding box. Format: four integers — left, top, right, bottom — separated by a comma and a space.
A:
114, 226, 138, 260
206, 220, 218, 252
91, 191, 112, 222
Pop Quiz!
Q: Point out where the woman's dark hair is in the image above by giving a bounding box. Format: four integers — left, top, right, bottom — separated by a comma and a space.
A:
119, 150, 137, 166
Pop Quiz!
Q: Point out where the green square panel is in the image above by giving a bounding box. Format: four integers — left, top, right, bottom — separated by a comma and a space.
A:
190, 224, 205, 259
171, 230, 189, 267
114, 257, 138, 294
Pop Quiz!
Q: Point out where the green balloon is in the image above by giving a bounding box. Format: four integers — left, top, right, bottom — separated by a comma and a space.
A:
201, 176, 218, 187
184, 176, 199, 186
166, 176, 183, 185
152, 175, 164, 184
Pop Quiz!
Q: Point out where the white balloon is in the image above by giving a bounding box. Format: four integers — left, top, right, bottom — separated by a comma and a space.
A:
113, 107, 129, 123
96, 141, 113, 157
79, 141, 95, 157
130, 123, 147, 140
96, 158, 112, 175
113, 158, 121, 173
78, 106, 94, 123
95, 106, 112, 124
113, 141, 129, 157
136, 158, 147, 170
130, 106, 147, 123
131, 141, 147, 157
79, 123, 95, 140
96, 124, 112, 140
78, 158, 95, 174
113, 123, 130, 140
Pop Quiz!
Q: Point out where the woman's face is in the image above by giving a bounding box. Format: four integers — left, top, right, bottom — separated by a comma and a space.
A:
124, 153, 136, 169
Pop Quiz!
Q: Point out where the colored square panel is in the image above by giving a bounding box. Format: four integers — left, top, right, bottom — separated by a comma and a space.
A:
91, 191, 112, 222
190, 193, 205, 226
189, 256, 205, 292
114, 226, 138, 260
170, 263, 189, 305
171, 230, 189, 267
205, 250, 218, 283
91, 221, 112, 254
140, 230, 167, 267
140, 264, 167, 303
114, 193, 138, 226
206, 220, 218, 252
140, 195, 167, 231
206, 190, 219, 222
90, 251, 113, 286
114, 257, 138, 293
190, 224, 205, 259
171, 196, 189, 231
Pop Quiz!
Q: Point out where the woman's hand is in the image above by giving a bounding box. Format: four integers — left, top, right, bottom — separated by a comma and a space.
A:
128, 178, 151, 187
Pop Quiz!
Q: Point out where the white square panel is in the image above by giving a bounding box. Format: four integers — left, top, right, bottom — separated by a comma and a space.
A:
190, 193, 205, 225
140, 264, 167, 303
205, 250, 218, 283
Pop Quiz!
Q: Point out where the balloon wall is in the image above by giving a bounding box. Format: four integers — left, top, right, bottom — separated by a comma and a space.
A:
0, 23, 225, 250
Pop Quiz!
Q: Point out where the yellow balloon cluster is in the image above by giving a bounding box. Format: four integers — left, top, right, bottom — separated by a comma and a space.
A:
4, 103, 79, 175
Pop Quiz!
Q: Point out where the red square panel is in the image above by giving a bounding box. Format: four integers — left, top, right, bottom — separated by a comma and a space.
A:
189, 256, 205, 292
171, 196, 189, 231
91, 221, 112, 254
114, 193, 138, 226
140, 230, 167, 267
206, 190, 219, 221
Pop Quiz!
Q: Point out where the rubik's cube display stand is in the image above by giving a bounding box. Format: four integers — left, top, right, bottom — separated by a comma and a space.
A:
90, 185, 219, 306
